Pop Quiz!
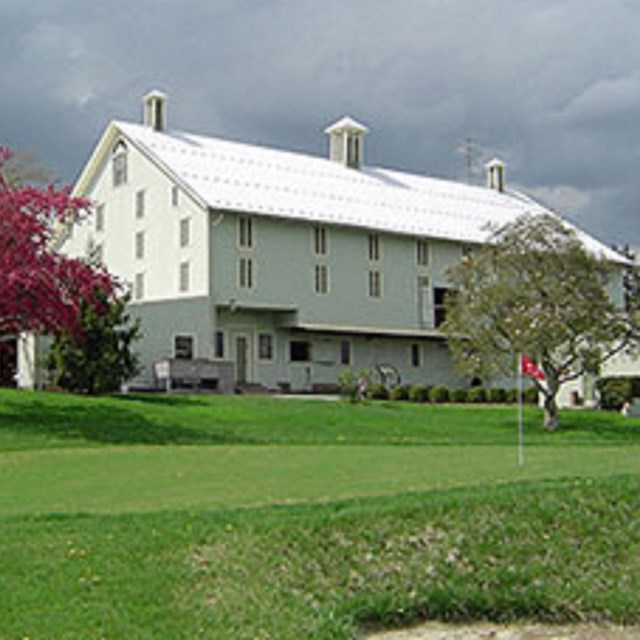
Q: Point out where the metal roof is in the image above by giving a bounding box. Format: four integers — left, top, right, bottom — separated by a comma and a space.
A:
115, 120, 621, 261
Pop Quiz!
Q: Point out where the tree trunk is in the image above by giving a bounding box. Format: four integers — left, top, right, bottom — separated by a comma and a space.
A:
542, 377, 560, 431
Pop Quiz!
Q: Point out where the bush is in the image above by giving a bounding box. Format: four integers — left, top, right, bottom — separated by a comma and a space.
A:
338, 369, 358, 402
505, 388, 518, 404
429, 385, 450, 403
450, 388, 468, 403
468, 387, 487, 403
389, 385, 410, 401
488, 387, 507, 404
366, 383, 389, 401
408, 385, 431, 403
523, 387, 539, 404
597, 378, 632, 411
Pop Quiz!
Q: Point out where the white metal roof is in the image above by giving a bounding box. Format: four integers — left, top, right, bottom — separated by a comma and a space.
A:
115, 120, 621, 261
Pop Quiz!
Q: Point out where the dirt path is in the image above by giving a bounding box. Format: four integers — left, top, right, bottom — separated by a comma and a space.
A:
367, 621, 640, 639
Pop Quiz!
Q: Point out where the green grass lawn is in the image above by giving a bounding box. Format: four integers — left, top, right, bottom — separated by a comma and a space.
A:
2, 389, 640, 638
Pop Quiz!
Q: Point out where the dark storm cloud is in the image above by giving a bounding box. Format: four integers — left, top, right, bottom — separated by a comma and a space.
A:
1, 0, 639, 245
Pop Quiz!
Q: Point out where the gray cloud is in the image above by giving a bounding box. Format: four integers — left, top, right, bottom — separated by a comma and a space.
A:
1, 0, 640, 246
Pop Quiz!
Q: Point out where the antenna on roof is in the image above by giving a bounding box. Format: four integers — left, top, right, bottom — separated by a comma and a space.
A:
455, 137, 482, 184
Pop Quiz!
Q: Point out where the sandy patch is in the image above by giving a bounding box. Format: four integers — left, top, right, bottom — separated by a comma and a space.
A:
367, 621, 640, 639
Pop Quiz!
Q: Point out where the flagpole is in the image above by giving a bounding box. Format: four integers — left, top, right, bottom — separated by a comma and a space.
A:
517, 352, 524, 466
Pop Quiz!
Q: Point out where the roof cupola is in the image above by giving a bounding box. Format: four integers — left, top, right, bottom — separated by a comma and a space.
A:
143, 90, 168, 132
485, 157, 506, 192
324, 116, 368, 169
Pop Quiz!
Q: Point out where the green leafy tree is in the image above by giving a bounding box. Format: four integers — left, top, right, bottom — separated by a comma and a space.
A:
442, 214, 640, 430
46, 290, 141, 394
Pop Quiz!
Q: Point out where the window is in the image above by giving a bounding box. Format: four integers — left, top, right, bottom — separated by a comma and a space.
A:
135, 190, 145, 219
180, 217, 190, 247
411, 343, 421, 367
258, 334, 274, 361
174, 335, 194, 360
290, 340, 312, 362
95, 204, 105, 232
313, 226, 328, 255
434, 287, 451, 327
239, 257, 254, 289
135, 231, 144, 259
214, 330, 225, 359
314, 264, 329, 294
238, 216, 253, 249
417, 239, 429, 266
340, 340, 351, 366
368, 233, 380, 261
179, 261, 190, 292
171, 185, 180, 207
112, 141, 128, 187
368, 270, 381, 298
89, 242, 103, 265
134, 273, 144, 301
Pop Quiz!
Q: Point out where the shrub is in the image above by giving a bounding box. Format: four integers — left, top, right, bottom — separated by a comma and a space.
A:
488, 387, 507, 404
597, 378, 632, 411
450, 388, 468, 403
523, 387, 539, 404
366, 383, 389, 401
505, 388, 518, 404
389, 385, 410, 401
408, 385, 431, 403
338, 369, 358, 402
429, 385, 450, 404
468, 387, 487, 403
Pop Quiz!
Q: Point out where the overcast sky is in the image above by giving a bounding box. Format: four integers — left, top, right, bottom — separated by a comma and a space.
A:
2, 0, 639, 247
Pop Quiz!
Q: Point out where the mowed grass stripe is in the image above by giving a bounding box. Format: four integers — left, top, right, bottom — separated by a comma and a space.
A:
3, 443, 640, 516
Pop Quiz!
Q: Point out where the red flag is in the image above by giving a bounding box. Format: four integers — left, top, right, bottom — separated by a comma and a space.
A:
521, 355, 545, 381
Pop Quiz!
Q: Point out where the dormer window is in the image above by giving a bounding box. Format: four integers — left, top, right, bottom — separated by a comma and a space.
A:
112, 140, 128, 187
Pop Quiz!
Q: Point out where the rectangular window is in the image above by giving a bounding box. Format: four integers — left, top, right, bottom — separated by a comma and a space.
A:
340, 340, 351, 366
174, 335, 194, 360
89, 242, 103, 265
135, 231, 144, 259
313, 226, 328, 255
95, 204, 105, 232
135, 190, 145, 219
434, 287, 450, 327
179, 261, 190, 292
411, 343, 421, 367
368, 270, 381, 298
180, 217, 190, 247
214, 330, 225, 359
239, 257, 254, 289
112, 151, 127, 187
368, 233, 380, 262
134, 273, 144, 301
290, 340, 312, 362
238, 216, 253, 249
314, 264, 329, 294
417, 239, 429, 266
258, 333, 274, 361
171, 185, 180, 207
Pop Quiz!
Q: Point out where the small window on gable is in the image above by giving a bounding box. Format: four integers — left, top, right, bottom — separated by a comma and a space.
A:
368, 270, 381, 298
112, 141, 128, 187
179, 261, 190, 292
314, 264, 329, 294
95, 204, 105, 232
239, 257, 254, 289
171, 185, 180, 207
135, 190, 145, 219
174, 335, 194, 360
134, 273, 144, 301
180, 217, 191, 247
314, 226, 328, 255
135, 231, 145, 259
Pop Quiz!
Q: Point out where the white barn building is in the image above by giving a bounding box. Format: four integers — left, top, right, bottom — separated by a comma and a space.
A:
24, 92, 624, 396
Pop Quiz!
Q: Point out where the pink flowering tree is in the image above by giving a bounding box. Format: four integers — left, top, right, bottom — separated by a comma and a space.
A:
0, 147, 116, 338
